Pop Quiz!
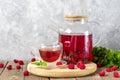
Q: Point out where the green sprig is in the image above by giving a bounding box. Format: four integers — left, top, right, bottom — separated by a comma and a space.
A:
93, 46, 120, 70
31, 61, 47, 66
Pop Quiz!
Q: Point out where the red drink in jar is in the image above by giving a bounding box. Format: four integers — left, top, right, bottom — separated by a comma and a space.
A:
59, 33, 93, 64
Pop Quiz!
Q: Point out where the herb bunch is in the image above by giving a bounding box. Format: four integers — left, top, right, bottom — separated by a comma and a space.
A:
93, 46, 120, 70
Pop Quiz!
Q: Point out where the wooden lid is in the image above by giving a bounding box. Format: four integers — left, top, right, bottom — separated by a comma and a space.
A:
64, 15, 87, 18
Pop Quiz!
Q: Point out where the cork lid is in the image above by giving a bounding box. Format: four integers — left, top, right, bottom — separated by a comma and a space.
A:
64, 15, 87, 18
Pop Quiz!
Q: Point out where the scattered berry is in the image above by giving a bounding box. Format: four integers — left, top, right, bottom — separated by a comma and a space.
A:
23, 70, 29, 76
78, 64, 86, 70
13, 59, 18, 63
97, 63, 103, 67
18, 60, 24, 65
99, 70, 105, 76
77, 61, 83, 65
7, 65, 12, 70
111, 66, 117, 71
68, 63, 75, 69
77, 61, 86, 70
56, 61, 62, 66
106, 67, 111, 72
113, 71, 119, 78
31, 58, 36, 62
16, 65, 21, 69
76, 61, 83, 68
0, 63, 4, 68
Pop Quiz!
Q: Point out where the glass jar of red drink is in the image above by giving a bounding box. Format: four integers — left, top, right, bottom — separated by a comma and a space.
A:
59, 15, 93, 64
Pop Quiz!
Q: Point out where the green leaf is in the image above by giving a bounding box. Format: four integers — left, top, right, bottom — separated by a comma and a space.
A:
31, 61, 47, 66
105, 61, 114, 67
31, 61, 41, 65
41, 61, 47, 66
92, 56, 98, 62
92, 46, 120, 70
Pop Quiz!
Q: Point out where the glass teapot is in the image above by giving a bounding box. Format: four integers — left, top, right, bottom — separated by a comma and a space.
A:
58, 15, 93, 64
50, 15, 100, 64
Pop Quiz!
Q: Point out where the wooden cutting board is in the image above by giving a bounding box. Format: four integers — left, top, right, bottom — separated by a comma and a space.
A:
27, 62, 97, 77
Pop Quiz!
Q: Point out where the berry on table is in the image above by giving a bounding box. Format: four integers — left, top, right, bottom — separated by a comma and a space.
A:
113, 71, 119, 78
13, 59, 18, 63
16, 65, 21, 69
23, 70, 29, 76
31, 58, 36, 62
56, 61, 62, 66
68, 63, 75, 69
7, 65, 12, 70
77, 61, 86, 70
77, 63, 86, 70
97, 63, 103, 67
77, 61, 83, 65
0, 63, 4, 68
18, 60, 24, 65
106, 67, 111, 72
99, 70, 105, 76
111, 66, 117, 71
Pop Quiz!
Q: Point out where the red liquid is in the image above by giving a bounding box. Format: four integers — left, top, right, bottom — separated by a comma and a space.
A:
59, 33, 93, 64
39, 48, 60, 62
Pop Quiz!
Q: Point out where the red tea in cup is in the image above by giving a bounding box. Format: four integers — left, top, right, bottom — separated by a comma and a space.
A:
39, 48, 61, 62
39, 42, 62, 63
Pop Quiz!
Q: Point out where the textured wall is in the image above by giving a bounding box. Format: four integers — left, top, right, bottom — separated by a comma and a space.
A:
0, 0, 120, 60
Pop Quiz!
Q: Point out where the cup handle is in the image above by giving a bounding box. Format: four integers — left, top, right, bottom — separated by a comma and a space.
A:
31, 47, 40, 60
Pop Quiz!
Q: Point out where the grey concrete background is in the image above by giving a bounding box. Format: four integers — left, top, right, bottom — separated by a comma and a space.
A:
0, 0, 120, 60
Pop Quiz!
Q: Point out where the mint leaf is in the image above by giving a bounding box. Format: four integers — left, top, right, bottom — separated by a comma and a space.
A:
31, 61, 47, 66
31, 61, 41, 65
93, 46, 120, 70
41, 62, 47, 66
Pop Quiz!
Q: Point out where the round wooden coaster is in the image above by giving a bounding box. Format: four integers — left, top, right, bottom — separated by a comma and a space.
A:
27, 62, 97, 77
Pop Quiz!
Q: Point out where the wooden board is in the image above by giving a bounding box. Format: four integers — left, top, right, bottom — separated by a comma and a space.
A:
27, 62, 97, 78
1, 61, 120, 80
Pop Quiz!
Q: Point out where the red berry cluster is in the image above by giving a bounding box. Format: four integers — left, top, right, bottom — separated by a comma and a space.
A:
56, 61, 86, 70
0, 58, 36, 76
5, 59, 24, 70
14, 59, 24, 65
99, 65, 119, 78
68, 61, 86, 70
0, 59, 30, 76
13, 59, 30, 76
67, 61, 86, 70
